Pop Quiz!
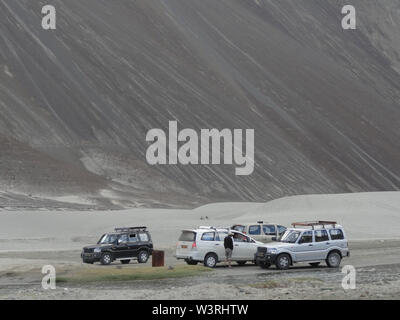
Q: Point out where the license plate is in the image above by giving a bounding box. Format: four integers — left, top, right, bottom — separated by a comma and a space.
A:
181, 245, 188, 248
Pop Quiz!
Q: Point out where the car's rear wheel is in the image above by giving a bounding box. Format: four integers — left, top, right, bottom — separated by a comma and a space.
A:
309, 262, 320, 267
185, 260, 198, 265
237, 261, 246, 266
100, 253, 112, 265
204, 253, 218, 268
326, 251, 341, 268
275, 253, 291, 270
137, 250, 149, 263
121, 260, 130, 264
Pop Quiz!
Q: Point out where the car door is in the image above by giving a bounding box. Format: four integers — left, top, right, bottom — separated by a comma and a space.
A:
313, 229, 331, 260
247, 224, 263, 242
242, 235, 259, 260
328, 228, 347, 254
127, 233, 140, 258
291, 231, 317, 262
114, 234, 130, 258
199, 232, 220, 260
262, 224, 277, 242
215, 232, 228, 260
138, 232, 150, 250
231, 232, 252, 260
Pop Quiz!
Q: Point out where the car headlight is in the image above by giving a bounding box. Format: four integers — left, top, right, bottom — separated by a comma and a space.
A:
94, 248, 101, 253
268, 248, 278, 254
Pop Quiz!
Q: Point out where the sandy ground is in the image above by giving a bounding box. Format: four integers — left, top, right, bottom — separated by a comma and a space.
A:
0, 191, 399, 299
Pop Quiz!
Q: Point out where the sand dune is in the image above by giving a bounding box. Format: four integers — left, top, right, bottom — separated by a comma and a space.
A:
1, 191, 399, 253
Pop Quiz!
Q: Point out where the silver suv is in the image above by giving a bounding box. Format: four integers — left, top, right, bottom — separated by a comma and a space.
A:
255, 221, 349, 270
176, 226, 262, 268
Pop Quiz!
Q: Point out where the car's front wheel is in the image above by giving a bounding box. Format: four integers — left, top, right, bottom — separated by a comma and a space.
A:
204, 253, 218, 268
100, 253, 113, 265
326, 251, 341, 268
137, 250, 149, 263
259, 261, 271, 269
275, 253, 291, 270
121, 260, 130, 264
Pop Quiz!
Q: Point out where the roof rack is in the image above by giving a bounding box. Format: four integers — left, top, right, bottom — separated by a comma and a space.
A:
199, 226, 230, 231
291, 221, 337, 229
114, 226, 147, 233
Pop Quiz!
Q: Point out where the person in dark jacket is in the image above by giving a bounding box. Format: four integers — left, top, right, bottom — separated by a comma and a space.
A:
224, 233, 234, 268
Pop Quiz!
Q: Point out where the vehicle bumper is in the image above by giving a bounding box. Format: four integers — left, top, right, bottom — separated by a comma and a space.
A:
255, 253, 277, 265
81, 252, 101, 263
176, 252, 202, 262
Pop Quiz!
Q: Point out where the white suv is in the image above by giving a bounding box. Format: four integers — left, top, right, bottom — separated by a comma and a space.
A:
176, 227, 263, 268
255, 221, 349, 270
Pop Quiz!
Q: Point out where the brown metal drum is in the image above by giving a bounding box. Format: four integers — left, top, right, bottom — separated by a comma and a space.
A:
152, 250, 165, 267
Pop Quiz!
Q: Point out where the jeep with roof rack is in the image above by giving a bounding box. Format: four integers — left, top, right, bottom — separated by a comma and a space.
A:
81, 226, 153, 265
255, 221, 349, 270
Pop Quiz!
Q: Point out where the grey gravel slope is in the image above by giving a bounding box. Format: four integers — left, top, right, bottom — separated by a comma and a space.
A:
0, 0, 399, 208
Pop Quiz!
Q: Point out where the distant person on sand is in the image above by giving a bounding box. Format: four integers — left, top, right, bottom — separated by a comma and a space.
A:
224, 233, 234, 268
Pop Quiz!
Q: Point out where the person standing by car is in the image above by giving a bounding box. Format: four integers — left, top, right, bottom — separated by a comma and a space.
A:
224, 233, 234, 268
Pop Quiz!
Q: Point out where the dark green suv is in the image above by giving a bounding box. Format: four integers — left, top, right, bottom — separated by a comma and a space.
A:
81, 227, 153, 265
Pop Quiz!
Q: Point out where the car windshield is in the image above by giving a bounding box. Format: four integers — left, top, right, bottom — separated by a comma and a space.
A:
280, 230, 301, 243
98, 234, 118, 244
232, 225, 245, 233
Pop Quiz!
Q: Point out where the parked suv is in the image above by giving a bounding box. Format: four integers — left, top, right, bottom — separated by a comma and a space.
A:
176, 226, 263, 268
232, 221, 287, 243
81, 227, 153, 265
255, 221, 349, 270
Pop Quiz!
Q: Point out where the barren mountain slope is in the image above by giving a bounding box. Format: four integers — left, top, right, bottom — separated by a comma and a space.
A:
0, 0, 399, 208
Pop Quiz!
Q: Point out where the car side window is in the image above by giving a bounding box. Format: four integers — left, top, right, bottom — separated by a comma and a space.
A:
298, 231, 313, 244
216, 232, 228, 241
139, 233, 149, 242
201, 232, 215, 241
129, 233, 138, 242
329, 229, 344, 240
314, 230, 329, 242
119, 234, 129, 243
233, 233, 247, 242
249, 225, 261, 235
263, 224, 276, 235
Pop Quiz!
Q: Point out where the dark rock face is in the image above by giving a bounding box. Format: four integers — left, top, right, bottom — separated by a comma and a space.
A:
0, 0, 399, 208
